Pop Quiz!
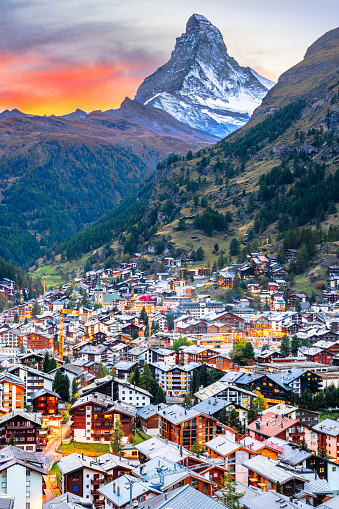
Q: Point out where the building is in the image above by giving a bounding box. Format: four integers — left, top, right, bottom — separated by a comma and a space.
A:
261, 404, 320, 427
132, 484, 227, 509
132, 456, 216, 496
194, 380, 254, 409
71, 393, 136, 443
247, 412, 305, 445
58, 452, 134, 508
205, 436, 255, 483
158, 404, 235, 450
150, 362, 200, 397
79, 376, 151, 408
136, 403, 167, 436
98, 474, 160, 508
43, 492, 94, 509
31, 388, 60, 416
314, 418, 339, 462
242, 455, 306, 496
0, 445, 46, 509
7, 365, 54, 406
0, 410, 43, 452
0, 372, 25, 411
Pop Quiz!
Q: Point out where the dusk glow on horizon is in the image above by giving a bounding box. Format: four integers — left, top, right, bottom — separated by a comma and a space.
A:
2, 0, 339, 116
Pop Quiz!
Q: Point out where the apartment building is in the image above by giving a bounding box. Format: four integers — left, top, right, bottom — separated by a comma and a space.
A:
150, 362, 200, 397
0, 372, 25, 411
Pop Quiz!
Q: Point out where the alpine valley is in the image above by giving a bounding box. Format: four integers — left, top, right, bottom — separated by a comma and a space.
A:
51, 25, 339, 293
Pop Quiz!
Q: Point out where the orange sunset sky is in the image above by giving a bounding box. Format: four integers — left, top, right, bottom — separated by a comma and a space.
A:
1, 0, 338, 116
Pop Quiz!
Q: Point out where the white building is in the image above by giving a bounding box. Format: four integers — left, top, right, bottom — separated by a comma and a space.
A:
0, 445, 46, 509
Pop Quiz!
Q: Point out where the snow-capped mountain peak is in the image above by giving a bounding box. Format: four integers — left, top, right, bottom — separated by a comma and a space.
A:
135, 14, 275, 139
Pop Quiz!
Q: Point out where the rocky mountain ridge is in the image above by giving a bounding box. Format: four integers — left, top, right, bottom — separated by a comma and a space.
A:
135, 13, 274, 138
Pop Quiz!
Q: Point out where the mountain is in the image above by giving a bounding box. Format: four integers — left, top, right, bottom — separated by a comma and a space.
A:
0, 109, 27, 120
135, 13, 274, 139
0, 95, 215, 266
55, 26, 339, 274
62, 108, 88, 120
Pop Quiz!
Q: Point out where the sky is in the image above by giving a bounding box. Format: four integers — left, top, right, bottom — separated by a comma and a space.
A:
1, 0, 338, 116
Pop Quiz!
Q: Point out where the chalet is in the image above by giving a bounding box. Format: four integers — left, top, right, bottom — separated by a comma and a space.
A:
158, 404, 235, 450
98, 474, 160, 509
136, 403, 167, 435
0, 410, 43, 452
113, 361, 137, 381
192, 398, 247, 423
177, 345, 219, 365
242, 455, 306, 496
262, 404, 320, 427
58, 452, 135, 508
146, 348, 176, 365
131, 456, 216, 496
256, 351, 284, 363
71, 393, 136, 443
31, 388, 60, 416
19, 352, 44, 370
194, 381, 254, 409
206, 353, 233, 371
215, 270, 233, 288
205, 437, 255, 483
302, 347, 335, 365
247, 412, 305, 446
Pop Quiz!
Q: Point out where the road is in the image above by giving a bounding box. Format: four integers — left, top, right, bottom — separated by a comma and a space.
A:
41, 421, 71, 504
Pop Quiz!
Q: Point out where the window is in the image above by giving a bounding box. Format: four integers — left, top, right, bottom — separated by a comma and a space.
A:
26, 481, 30, 487
73, 475, 79, 481
1, 482, 6, 488
2, 471, 6, 478
333, 467, 337, 471
26, 492, 30, 498
26, 504, 30, 509
72, 486, 79, 492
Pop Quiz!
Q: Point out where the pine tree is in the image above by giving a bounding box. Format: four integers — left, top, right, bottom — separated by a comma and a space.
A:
183, 394, 193, 409
219, 406, 230, 427
300, 437, 309, 451
13, 313, 19, 323
72, 378, 78, 401
8, 433, 16, 445
219, 473, 244, 509
47, 357, 57, 373
319, 446, 328, 459
42, 352, 50, 373
139, 364, 153, 392
276, 481, 282, 494
111, 418, 125, 458
95, 362, 104, 379
280, 335, 290, 357
229, 409, 241, 432
52, 369, 64, 399
155, 385, 166, 404
62, 374, 70, 402
291, 335, 301, 354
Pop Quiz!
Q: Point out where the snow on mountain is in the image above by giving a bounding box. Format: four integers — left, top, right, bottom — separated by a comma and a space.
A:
135, 14, 275, 139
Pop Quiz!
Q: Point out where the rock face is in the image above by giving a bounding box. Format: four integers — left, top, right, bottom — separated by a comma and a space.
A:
135, 13, 274, 139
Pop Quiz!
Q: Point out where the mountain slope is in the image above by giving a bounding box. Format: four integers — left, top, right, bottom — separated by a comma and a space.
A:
135, 13, 274, 139
53, 26, 339, 268
0, 94, 217, 267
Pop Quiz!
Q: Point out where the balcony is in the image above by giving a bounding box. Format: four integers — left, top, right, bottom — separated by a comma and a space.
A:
91, 478, 105, 485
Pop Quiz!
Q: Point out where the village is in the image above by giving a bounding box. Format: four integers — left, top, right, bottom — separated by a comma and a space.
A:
2, 251, 339, 509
